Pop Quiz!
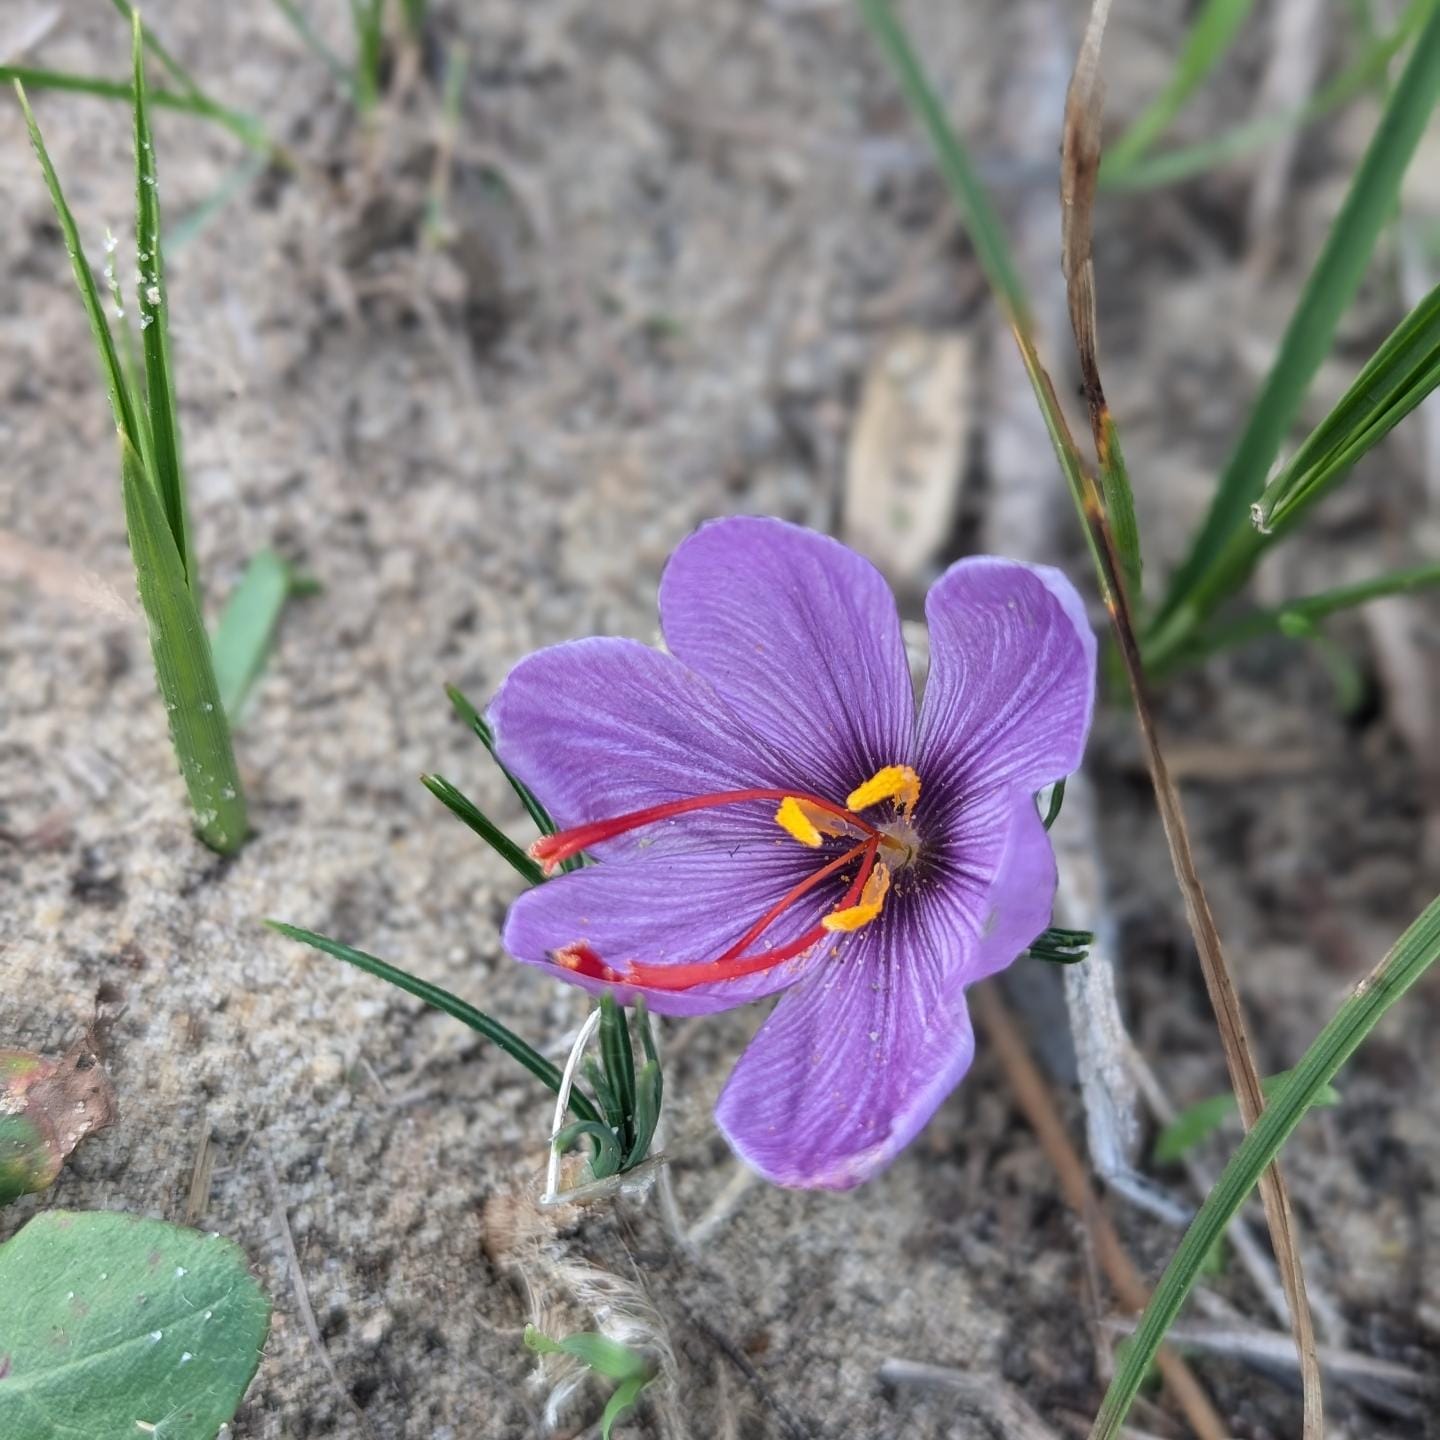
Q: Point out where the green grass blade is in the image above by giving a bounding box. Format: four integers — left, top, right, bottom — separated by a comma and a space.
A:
1153, 1068, 1341, 1164
444, 682, 558, 837
14, 82, 143, 450
1252, 281, 1440, 531
1183, 561, 1440, 661
267, 922, 603, 1124
856, 0, 1115, 601
421, 773, 547, 885
1102, 5, 1424, 192
1154, 3, 1440, 639
211, 550, 303, 720
132, 14, 195, 593
121, 436, 248, 851
1, 67, 268, 151
107, 0, 205, 100
1103, 0, 1257, 177
1090, 892, 1440, 1437
267, 0, 356, 96
18, 79, 245, 852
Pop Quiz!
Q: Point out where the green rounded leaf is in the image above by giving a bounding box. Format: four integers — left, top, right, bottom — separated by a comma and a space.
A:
0, 1210, 270, 1440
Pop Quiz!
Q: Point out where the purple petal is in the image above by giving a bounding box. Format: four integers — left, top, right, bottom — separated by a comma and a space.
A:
659, 517, 915, 799
489, 637, 787, 862
714, 916, 975, 1189
715, 790, 1058, 1187
917, 558, 1095, 801
503, 848, 839, 1017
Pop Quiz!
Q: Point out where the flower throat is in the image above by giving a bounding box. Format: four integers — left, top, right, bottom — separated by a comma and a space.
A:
530, 766, 922, 992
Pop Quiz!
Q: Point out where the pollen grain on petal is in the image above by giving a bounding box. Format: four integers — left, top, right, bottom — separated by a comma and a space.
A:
821, 862, 891, 933
845, 764, 921, 818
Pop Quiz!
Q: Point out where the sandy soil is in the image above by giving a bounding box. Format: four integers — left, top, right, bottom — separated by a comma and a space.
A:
2, 2, 1438, 1437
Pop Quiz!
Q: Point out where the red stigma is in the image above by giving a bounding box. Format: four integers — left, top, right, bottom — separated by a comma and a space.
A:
541, 786, 888, 993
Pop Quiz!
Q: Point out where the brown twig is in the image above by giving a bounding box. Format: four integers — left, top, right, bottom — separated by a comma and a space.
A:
1058, 7, 1323, 1432
972, 986, 1228, 1440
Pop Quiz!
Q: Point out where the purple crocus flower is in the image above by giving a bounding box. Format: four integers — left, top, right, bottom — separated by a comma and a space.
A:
490, 517, 1095, 1189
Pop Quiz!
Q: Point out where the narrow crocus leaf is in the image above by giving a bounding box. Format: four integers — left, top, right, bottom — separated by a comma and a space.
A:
522, 1325, 653, 1383
1089, 890, 1440, 1438
1101, 0, 1257, 178
0, 1210, 270, 1439
599, 994, 637, 1153
265, 922, 603, 1126
584, 1058, 625, 1135
1152, 2, 1440, 646
445, 683, 559, 838
554, 1120, 622, 1180
1153, 1068, 1342, 1164
132, 13, 195, 593
1040, 777, 1067, 831
1025, 926, 1094, 965
421, 773, 546, 885
211, 549, 304, 721
624, 1061, 663, 1171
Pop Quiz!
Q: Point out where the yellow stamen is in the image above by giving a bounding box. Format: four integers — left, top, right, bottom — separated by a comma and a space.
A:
821, 862, 891, 933
845, 764, 921, 818
774, 796, 850, 847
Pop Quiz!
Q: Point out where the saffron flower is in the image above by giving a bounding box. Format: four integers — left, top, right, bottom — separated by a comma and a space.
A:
491, 518, 1095, 1189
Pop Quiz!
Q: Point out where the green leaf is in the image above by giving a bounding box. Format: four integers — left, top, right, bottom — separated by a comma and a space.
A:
599, 994, 636, 1153
1184, 561, 1440, 662
856, 0, 1113, 601
1101, 5, 1424, 192
1025, 926, 1094, 965
108, 0, 207, 100
1040, 777, 1067, 831
1090, 890, 1440, 1437
122, 434, 248, 852
1251, 281, 1440, 534
1152, 2, 1440, 650
421, 773, 546, 885
554, 1120, 622, 1179
267, 0, 355, 96
623, 1060, 663, 1171
1153, 1067, 1342, 1164
0, 1210, 270, 1440
265, 922, 603, 1126
0, 67, 268, 153
522, 1325, 652, 1382
14, 82, 143, 452
133, 14, 194, 593
211, 550, 305, 720
600, 1374, 649, 1438
1102, 0, 1257, 177
444, 683, 559, 838
17, 82, 247, 854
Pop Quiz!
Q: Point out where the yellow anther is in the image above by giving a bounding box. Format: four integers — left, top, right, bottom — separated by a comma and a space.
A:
845, 765, 921, 818
775, 796, 823, 847
821, 863, 891, 933
774, 797, 852, 848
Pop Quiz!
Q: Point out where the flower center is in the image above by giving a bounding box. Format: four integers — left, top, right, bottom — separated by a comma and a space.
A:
532, 765, 921, 992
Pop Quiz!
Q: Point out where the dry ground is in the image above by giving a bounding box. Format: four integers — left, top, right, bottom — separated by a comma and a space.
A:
2, 2, 1438, 1437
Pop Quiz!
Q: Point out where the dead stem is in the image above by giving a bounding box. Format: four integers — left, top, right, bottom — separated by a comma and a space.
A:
972, 985, 1228, 1440
1059, 5, 1322, 1431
